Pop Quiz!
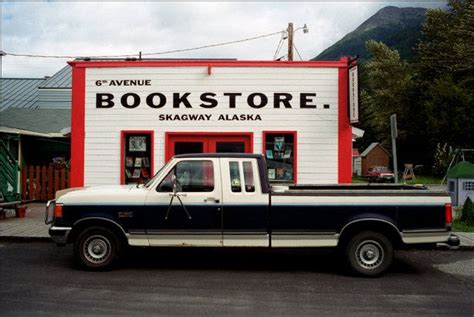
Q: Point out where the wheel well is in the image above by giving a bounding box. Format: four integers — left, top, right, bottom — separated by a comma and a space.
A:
68, 218, 128, 245
338, 220, 402, 249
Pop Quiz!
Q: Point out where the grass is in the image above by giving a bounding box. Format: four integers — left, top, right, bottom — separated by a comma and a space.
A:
404, 175, 443, 185
352, 176, 368, 184
452, 207, 474, 232
351, 175, 444, 185
452, 219, 474, 232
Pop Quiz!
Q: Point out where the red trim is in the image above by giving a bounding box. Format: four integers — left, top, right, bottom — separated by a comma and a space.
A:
120, 130, 154, 185
67, 58, 349, 69
338, 57, 352, 183
165, 132, 254, 162
262, 131, 297, 184
70, 66, 85, 187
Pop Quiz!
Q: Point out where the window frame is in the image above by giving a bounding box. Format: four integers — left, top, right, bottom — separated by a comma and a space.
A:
120, 130, 154, 185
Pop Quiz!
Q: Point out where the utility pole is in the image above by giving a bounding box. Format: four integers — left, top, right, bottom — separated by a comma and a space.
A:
287, 23, 294, 61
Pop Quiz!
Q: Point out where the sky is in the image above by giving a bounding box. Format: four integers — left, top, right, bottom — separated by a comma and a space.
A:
1, 1, 446, 78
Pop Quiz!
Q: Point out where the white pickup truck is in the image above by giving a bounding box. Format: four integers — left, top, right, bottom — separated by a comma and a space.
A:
46, 153, 459, 276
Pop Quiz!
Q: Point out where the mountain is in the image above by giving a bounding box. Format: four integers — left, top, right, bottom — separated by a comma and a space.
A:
313, 6, 427, 61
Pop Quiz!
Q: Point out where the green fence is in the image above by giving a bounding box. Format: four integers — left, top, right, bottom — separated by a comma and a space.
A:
0, 140, 20, 202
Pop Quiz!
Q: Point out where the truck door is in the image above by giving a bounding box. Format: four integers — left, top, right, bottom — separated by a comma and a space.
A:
144, 158, 223, 246
220, 158, 269, 247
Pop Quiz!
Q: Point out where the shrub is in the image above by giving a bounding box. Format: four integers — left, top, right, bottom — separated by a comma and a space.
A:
461, 197, 474, 225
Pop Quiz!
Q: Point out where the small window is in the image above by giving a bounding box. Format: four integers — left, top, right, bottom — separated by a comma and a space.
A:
463, 181, 474, 191
448, 181, 455, 192
229, 162, 242, 192
243, 162, 255, 192
157, 160, 214, 192
264, 132, 295, 183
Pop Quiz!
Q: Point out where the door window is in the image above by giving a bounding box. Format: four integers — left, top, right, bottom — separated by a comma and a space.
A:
174, 142, 204, 155
229, 162, 242, 192
157, 160, 214, 192
216, 142, 245, 153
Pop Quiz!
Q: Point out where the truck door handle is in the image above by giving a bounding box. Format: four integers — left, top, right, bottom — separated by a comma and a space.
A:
204, 197, 220, 203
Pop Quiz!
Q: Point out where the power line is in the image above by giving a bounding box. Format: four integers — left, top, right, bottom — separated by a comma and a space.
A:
3, 30, 283, 59
293, 44, 304, 61
273, 34, 285, 60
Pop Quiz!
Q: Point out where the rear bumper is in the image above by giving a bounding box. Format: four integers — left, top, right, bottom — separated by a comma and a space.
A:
446, 233, 460, 247
49, 226, 71, 245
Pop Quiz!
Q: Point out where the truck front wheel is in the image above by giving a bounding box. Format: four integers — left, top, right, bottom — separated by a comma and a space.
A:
74, 226, 122, 270
345, 231, 393, 277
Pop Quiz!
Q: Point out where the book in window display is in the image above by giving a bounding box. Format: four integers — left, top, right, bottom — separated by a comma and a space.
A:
132, 169, 141, 178
142, 157, 150, 168
129, 136, 147, 152
134, 157, 142, 167
141, 168, 150, 178
268, 168, 276, 180
274, 137, 284, 151
266, 150, 273, 159
125, 156, 134, 167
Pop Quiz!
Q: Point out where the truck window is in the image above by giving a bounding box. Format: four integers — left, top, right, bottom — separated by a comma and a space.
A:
229, 161, 242, 192
243, 162, 255, 192
157, 160, 214, 192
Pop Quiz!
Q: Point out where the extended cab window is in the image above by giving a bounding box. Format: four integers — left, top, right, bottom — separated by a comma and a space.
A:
243, 162, 255, 192
157, 160, 214, 192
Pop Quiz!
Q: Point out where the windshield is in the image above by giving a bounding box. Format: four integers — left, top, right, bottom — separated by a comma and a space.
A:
144, 163, 168, 188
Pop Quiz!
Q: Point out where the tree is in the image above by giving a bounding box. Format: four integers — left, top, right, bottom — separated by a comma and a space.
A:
358, 41, 415, 159
417, 0, 474, 151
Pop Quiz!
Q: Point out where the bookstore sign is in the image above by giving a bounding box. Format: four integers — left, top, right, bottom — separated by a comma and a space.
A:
349, 66, 359, 123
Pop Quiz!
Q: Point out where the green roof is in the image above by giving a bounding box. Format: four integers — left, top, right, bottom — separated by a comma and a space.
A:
0, 108, 70, 134
447, 161, 474, 178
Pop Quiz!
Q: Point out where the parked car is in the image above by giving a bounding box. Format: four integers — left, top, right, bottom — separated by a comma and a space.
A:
45, 154, 459, 276
367, 166, 395, 182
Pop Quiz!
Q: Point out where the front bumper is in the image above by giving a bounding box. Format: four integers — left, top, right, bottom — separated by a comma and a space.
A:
49, 226, 71, 245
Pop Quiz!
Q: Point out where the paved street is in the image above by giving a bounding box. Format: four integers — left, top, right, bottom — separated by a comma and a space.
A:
0, 242, 472, 316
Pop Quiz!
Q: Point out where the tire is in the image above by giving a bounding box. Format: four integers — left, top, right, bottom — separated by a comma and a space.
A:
74, 226, 122, 270
345, 231, 393, 277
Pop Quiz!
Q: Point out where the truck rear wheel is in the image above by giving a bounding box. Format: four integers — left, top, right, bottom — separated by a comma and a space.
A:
74, 226, 122, 270
345, 231, 393, 277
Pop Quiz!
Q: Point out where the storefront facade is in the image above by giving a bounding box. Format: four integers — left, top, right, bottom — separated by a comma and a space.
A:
69, 58, 355, 187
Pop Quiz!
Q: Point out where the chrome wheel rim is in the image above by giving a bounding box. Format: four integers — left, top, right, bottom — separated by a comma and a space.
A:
355, 240, 384, 269
83, 235, 111, 264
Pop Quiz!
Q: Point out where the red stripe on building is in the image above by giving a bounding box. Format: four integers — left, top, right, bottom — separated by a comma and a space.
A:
338, 57, 352, 183
70, 66, 85, 187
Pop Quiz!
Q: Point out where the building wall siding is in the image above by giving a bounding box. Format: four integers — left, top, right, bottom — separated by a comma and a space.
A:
83, 66, 341, 186
38, 89, 72, 109
362, 146, 390, 176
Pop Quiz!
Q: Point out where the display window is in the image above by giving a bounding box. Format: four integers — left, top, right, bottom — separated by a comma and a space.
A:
121, 131, 154, 185
263, 131, 297, 183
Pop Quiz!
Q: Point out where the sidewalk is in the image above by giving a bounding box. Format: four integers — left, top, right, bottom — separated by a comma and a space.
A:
1, 203, 473, 249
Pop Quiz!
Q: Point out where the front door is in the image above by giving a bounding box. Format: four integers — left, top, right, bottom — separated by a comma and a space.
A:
144, 158, 223, 246
166, 133, 252, 161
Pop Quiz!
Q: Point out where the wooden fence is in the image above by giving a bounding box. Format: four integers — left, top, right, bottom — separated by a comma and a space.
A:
21, 164, 70, 201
